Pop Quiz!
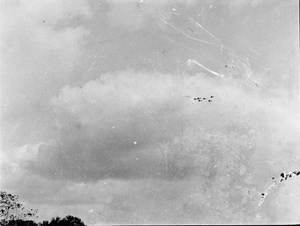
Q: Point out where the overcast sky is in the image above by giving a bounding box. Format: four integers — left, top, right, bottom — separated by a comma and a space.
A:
0, 0, 299, 225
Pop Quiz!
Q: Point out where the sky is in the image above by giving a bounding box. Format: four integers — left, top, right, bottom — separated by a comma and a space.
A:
0, 0, 299, 225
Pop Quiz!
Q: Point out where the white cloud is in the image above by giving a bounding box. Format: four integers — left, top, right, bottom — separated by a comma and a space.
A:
13, 142, 43, 162
15, 70, 298, 183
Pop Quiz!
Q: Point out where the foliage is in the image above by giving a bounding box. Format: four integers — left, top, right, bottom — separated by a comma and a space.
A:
40, 215, 86, 226
4, 219, 38, 226
0, 191, 38, 225
0, 191, 86, 225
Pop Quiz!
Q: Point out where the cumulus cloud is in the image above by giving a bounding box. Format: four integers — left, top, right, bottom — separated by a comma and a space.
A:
20, 70, 300, 183
26, 71, 195, 181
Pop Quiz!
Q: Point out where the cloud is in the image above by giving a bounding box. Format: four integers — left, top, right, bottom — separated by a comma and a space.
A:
1, 1, 299, 224
0, 0, 92, 148
12, 142, 43, 163
19, 69, 300, 183
26, 71, 196, 181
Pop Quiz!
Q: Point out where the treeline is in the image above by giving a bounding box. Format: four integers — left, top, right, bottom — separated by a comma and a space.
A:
1, 191, 86, 226
2, 215, 86, 226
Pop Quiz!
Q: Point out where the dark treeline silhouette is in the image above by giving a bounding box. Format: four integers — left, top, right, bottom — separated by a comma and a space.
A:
2, 215, 86, 226
41, 216, 86, 226
1, 190, 86, 226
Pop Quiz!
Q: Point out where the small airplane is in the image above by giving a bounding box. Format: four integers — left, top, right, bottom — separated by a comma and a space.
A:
184, 95, 215, 103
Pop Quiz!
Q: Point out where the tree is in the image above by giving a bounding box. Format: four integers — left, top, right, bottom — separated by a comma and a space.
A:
0, 191, 38, 225
0, 191, 86, 226
61, 215, 86, 226
45, 215, 86, 226
39, 220, 49, 226
5, 219, 38, 226
48, 216, 61, 226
